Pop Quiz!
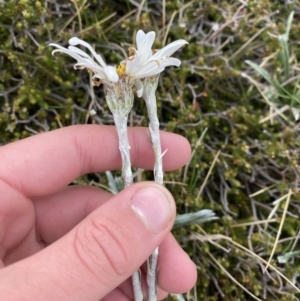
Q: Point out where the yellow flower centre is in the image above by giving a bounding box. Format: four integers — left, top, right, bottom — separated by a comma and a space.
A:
116, 62, 126, 77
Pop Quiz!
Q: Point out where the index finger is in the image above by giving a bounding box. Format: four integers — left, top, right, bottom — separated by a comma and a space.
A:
0, 125, 191, 197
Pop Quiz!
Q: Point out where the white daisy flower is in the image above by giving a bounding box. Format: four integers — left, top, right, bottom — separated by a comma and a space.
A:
50, 31, 187, 97
50, 37, 119, 83
124, 30, 188, 79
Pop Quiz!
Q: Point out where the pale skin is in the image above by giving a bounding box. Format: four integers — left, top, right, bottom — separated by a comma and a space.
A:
0, 125, 197, 301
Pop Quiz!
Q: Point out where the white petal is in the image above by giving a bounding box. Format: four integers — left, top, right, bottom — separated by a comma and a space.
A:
136, 30, 146, 48
75, 65, 109, 81
49, 43, 64, 50
149, 57, 182, 68
74, 62, 105, 74
69, 37, 82, 45
137, 31, 156, 63
104, 66, 119, 82
68, 46, 91, 59
139, 31, 155, 50
139, 67, 164, 78
126, 53, 143, 75
134, 79, 143, 97
50, 45, 85, 63
135, 61, 164, 78
50, 43, 70, 55
151, 39, 188, 59
73, 64, 85, 70
69, 37, 107, 67
67, 46, 102, 68
136, 88, 143, 98
162, 57, 181, 67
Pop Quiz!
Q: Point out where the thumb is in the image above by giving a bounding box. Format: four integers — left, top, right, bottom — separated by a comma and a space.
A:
0, 182, 176, 301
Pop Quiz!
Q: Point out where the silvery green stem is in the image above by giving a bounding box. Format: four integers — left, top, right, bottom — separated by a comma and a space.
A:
143, 75, 162, 301
147, 247, 159, 300
105, 78, 135, 188
143, 76, 163, 185
105, 79, 143, 301
113, 112, 133, 188
113, 112, 143, 301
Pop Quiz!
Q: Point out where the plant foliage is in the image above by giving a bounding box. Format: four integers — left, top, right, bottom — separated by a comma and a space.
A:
1, 1, 300, 300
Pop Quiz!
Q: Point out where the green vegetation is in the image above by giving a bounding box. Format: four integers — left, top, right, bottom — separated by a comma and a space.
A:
1, 0, 300, 300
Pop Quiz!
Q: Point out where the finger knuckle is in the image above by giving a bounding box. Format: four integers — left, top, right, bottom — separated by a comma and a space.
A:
73, 216, 135, 279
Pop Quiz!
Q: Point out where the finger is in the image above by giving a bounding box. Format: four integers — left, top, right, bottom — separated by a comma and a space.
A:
157, 289, 168, 300
0, 125, 191, 197
0, 182, 176, 301
101, 288, 132, 301
158, 234, 197, 293
34, 186, 196, 296
0, 179, 39, 262
116, 235, 196, 298
34, 186, 112, 244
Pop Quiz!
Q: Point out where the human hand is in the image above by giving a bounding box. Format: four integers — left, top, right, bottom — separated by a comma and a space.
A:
0, 125, 197, 300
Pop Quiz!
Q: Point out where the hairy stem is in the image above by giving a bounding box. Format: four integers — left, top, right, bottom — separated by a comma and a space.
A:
113, 112, 143, 301
113, 112, 132, 188
105, 80, 144, 301
143, 76, 163, 185
147, 247, 159, 301
143, 75, 163, 301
